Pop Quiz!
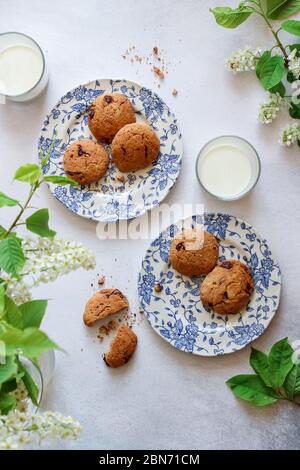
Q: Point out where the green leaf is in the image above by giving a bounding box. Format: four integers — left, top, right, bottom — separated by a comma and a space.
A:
226, 374, 279, 406
25, 209, 56, 238
256, 51, 271, 79
210, 4, 254, 29
3, 296, 23, 329
14, 163, 41, 185
0, 236, 25, 277
0, 226, 6, 239
0, 356, 18, 386
289, 102, 300, 118
1, 378, 17, 393
287, 70, 297, 82
282, 19, 300, 36
0, 191, 19, 208
284, 361, 300, 400
250, 348, 271, 387
267, 0, 300, 19
260, 56, 285, 90
288, 43, 300, 55
270, 81, 286, 97
0, 392, 16, 414
266, 1, 291, 17
0, 284, 4, 316
268, 337, 294, 388
0, 327, 59, 359
17, 359, 39, 406
43, 175, 79, 186
19, 300, 48, 329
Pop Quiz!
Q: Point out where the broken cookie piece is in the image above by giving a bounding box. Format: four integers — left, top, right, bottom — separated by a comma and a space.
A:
83, 289, 128, 327
103, 324, 137, 368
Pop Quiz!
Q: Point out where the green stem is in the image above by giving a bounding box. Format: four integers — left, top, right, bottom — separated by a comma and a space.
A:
5, 182, 40, 236
257, 1, 288, 58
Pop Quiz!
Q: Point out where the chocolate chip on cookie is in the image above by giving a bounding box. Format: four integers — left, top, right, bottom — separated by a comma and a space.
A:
63, 139, 109, 185
83, 289, 129, 327
103, 95, 113, 104
89, 107, 95, 119
103, 324, 137, 368
88, 93, 136, 143
200, 259, 254, 315
220, 260, 233, 269
111, 123, 160, 173
169, 228, 219, 277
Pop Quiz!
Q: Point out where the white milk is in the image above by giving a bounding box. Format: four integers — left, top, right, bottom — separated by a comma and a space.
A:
0, 44, 43, 96
196, 136, 260, 200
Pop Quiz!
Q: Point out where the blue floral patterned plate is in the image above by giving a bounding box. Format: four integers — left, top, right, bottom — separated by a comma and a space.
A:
38, 79, 183, 221
138, 213, 281, 356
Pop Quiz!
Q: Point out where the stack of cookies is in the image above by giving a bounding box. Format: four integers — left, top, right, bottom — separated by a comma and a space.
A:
169, 227, 254, 315
63, 93, 160, 184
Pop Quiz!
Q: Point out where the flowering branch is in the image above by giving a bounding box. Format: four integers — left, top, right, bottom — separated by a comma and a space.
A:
0, 142, 96, 445
0, 411, 81, 450
210, 1, 300, 147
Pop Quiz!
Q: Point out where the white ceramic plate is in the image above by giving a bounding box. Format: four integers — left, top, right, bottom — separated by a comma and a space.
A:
138, 213, 281, 356
39, 79, 183, 222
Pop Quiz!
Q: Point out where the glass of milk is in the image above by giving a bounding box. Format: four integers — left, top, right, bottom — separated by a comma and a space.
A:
0, 32, 48, 103
196, 136, 261, 201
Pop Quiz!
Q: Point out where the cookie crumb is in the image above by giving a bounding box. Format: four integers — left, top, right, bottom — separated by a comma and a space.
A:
97, 320, 117, 343
116, 175, 126, 183
154, 283, 163, 293
121, 45, 170, 84
172, 88, 178, 97
153, 67, 164, 79
98, 275, 106, 285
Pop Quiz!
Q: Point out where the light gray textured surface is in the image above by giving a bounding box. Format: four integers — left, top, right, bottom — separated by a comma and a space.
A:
1, 0, 300, 450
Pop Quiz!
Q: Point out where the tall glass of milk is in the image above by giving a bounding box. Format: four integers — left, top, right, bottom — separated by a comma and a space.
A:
0, 32, 48, 103
196, 136, 261, 201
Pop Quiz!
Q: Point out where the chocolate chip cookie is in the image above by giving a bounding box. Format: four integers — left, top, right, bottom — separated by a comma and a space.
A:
63, 139, 109, 185
103, 324, 137, 368
200, 259, 254, 315
83, 289, 129, 327
111, 123, 160, 172
169, 228, 219, 277
88, 93, 136, 143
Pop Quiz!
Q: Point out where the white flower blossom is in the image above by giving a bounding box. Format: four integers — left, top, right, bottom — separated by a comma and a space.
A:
4, 277, 32, 305
9, 379, 29, 413
226, 46, 261, 73
0, 410, 81, 450
288, 49, 300, 79
279, 122, 300, 147
291, 79, 300, 105
2, 237, 96, 304
258, 93, 283, 124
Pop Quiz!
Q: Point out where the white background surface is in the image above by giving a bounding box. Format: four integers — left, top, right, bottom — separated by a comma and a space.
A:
1, 0, 300, 450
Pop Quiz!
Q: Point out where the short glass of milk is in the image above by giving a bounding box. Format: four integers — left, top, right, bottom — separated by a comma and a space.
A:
196, 136, 261, 201
0, 32, 48, 103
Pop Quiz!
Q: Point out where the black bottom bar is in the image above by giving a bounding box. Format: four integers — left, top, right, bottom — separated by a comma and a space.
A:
0, 450, 299, 466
